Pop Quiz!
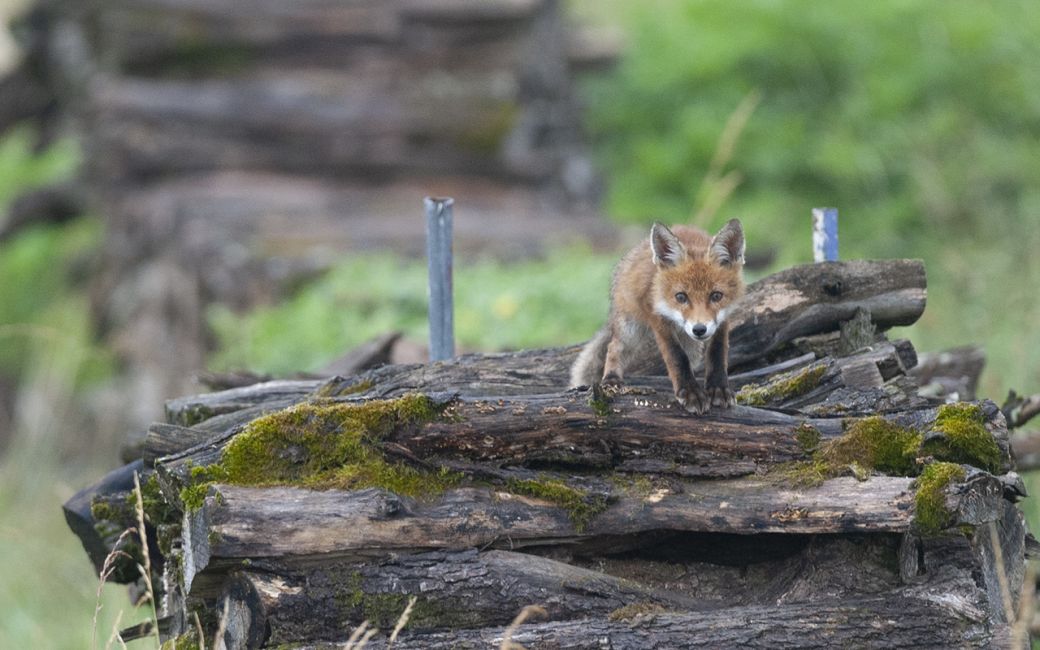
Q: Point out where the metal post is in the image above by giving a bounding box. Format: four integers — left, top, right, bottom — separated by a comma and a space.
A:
424, 197, 455, 361
812, 207, 839, 262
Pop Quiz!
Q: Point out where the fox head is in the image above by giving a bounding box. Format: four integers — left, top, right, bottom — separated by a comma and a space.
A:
649, 219, 745, 342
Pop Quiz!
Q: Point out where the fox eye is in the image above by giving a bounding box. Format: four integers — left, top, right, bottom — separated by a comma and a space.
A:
709, 291, 724, 303
674, 292, 689, 304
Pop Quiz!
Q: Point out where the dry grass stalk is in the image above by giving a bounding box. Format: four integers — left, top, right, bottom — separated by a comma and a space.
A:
987, 521, 1015, 623
104, 610, 127, 650
499, 605, 548, 650
92, 528, 135, 650
343, 620, 374, 650
193, 611, 206, 650
212, 596, 230, 649
132, 471, 162, 647
387, 595, 417, 648
1010, 561, 1036, 648
691, 88, 761, 228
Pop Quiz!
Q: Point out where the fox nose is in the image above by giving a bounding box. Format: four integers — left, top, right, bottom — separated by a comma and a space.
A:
691, 323, 708, 337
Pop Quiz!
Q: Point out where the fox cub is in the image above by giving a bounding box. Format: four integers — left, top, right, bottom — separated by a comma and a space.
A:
570, 219, 746, 414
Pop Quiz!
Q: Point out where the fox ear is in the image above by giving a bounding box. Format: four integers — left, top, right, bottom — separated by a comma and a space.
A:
650, 222, 686, 268
710, 219, 745, 266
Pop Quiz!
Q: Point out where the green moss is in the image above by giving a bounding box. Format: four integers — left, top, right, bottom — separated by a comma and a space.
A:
794, 423, 822, 452
160, 631, 201, 650
178, 395, 459, 510
589, 387, 612, 418
773, 416, 922, 486
610, 474, 655, 499
736, 364, 827, 406
130, 473, 179, 526
922, 403, 1002, 474
337, 572, 454, 630
913, 462, 967, 535
506, 478, 608, 532
608, 602, 667, 621
821, 416, 922, 475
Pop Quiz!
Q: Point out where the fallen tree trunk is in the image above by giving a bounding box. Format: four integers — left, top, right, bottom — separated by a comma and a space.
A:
180, 469, 1007, 598
284, 594, 998, 650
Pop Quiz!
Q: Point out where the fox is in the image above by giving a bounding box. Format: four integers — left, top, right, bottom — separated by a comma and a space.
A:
570, 219, 746, 414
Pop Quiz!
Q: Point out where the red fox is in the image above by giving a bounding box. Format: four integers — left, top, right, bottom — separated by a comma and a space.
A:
570, 219, 746, 414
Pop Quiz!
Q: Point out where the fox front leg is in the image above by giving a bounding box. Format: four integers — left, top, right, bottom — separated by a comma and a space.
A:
652, 326, 709, 414
601, 328, 626, 388
704, 322, 735, 408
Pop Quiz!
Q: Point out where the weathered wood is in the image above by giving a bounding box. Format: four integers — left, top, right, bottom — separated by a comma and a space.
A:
180, 470, 1008, 598
728, 259, 927, 369
156, 391, 1009, 496
90, 75, 561, 183
159, 304, 922, 434
164, 379, 317, 427
1003, 390, 1040, 431
913, 345, 986, 401
61, 459, 145, 574
218, 549, 702, 646
284, 594, 999, 649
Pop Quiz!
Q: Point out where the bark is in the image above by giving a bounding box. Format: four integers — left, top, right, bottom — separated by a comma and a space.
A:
283, 594, 999, 649
156, 390, 1009, 493
727, 259, 927, 369
180, 471, 1008, 597
913, 346, 986, 401
218, 548, 705, 646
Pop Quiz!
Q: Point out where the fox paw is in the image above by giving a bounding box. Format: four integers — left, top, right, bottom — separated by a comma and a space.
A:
676, 384, 710, 414
600, 372, 624, 394
706, 384, 736, 409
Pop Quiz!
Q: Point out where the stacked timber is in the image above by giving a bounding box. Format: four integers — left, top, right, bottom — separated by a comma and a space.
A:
1, 0, 619, 411
65, 259, 1035, 648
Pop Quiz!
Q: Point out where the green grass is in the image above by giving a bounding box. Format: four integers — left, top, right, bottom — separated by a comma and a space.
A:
0, 449, 152, 649
208, 246, 617, 375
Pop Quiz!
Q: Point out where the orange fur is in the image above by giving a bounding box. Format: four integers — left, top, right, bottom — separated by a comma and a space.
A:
570, 219, 746, 414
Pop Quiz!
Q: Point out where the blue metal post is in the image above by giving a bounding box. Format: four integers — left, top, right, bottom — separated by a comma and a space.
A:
812, 207, 839, 262
424, 197, 455, 361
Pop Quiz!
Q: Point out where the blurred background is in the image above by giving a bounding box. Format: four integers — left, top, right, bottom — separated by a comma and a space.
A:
0, 0, 1038, 646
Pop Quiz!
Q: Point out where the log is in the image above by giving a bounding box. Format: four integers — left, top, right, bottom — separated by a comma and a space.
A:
913, 346, 986, 401
157, 387, 1008, 491
90, 74, 561, 183
728, 259, 927, 369
218, 548, 704, 646
180, 470, 1006, 597
93, 0, 549, 70
61, 459, 145, 574
284, 595, 998, 649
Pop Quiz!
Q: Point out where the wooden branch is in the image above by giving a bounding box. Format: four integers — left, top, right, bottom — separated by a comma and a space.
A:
1003, 390, 1040, 431
912, 346, 986, 401
728, 259, 927, 369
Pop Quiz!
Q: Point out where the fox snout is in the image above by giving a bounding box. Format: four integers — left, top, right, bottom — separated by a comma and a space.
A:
686, 320, 716, 341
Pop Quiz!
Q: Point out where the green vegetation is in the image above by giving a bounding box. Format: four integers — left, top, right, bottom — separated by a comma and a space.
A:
821, 417, 922, 476
179, 395, 461, 509
913, 462, 967, 535
608, 602, 667, 621
207, 247, 616, 375
735, 364, 826, 406
505, 477, 608, 532
923, 403, 1003, 474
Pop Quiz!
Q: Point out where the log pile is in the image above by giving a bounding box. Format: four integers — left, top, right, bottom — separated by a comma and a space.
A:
2, 0, 620, 411
65, 259, 1034, 648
